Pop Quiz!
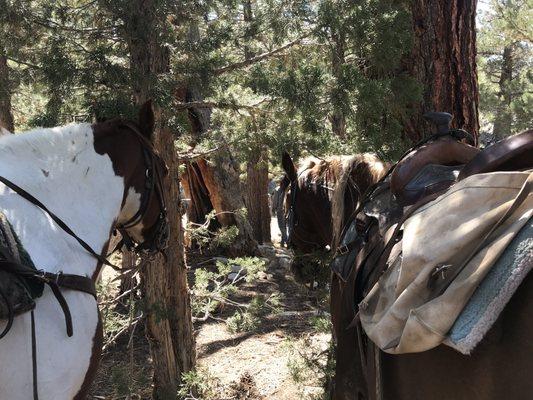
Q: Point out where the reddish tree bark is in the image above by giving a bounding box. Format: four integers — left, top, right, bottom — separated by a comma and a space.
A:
406, 0, 479, 144
181, 161, 215, 225
246, 149, 271, 244
196, 155, 258, 256
0, 51, 14, 132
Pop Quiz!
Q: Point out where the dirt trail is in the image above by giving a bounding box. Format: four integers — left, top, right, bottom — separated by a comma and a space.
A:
194, 243, 330, 399
91, 219, 330, 399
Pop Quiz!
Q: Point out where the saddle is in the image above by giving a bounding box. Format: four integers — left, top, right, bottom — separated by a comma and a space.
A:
332, 113, 479, 281
331, 115, 533, 399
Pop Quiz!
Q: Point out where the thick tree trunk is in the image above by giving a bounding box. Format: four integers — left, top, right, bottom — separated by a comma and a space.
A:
493, 44, 514, 140
196, 153, 258, 256
117, 2, 196, 398
246, 149, 271, 244
406, 0, 479, 144
0, 51, 14, 132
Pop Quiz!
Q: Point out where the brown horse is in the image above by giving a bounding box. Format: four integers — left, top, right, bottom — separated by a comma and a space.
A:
281, 151, 389, 395
281, 152, 388, 254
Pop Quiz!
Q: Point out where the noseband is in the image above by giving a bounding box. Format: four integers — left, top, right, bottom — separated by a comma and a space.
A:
114, 122, 169, 255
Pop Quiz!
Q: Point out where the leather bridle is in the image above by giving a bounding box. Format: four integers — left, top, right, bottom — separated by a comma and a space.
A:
286, 174, 337, 251
113, 122, 169, 255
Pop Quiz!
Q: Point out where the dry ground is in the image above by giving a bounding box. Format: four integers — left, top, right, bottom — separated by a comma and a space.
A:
90, 218, 331, 399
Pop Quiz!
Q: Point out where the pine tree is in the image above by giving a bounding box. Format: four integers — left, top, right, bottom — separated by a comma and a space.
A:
478, 0, 532, 142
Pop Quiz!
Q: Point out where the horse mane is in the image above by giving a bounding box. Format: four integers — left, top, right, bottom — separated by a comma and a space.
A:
295, 153, 389, 248
331, 154, 389, 248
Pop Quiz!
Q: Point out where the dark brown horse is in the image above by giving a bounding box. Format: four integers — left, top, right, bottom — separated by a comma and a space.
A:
281, 152, 388, 254
281, 151, 389, 395
282, 132, 533, 400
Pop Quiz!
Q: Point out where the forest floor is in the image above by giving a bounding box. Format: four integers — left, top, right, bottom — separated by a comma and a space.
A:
90, 218, 331, 400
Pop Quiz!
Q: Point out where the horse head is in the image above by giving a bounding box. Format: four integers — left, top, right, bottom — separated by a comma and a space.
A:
282, 151, 333, 254
93, 100, 169, 255
281, 151, 389, 280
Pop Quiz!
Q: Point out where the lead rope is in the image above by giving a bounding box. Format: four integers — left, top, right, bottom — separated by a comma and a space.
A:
31, 310, 38, 400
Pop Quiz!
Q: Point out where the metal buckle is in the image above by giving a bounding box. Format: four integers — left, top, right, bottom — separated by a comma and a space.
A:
55, 270, 63, 285
338, 245, 349, 255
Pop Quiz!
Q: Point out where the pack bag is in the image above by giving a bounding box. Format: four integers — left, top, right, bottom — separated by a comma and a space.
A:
0, 212, 43, 320
359, 171, 533, 354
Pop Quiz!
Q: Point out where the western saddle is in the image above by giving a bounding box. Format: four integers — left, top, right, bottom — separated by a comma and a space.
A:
331, 113, 533, 400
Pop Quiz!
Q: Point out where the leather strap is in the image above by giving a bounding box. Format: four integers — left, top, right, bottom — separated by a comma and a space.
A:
31, 310, 38, 400
0, 260, 96, 338
0, 176, 118, 270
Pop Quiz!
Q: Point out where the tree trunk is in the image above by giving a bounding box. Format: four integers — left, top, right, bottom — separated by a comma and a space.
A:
330, 31, 347, 139
181, 161, 215, 226
117, 2, 196, 398
493, 44, 514, 140
119, 249, 137, 295
196, 153, 258, 256
142, 127, 196, 400
241, 1, 270, 244
182, 21, 212, 145
406, 0, 479, 144
0, 50, 14, 132
246, 148, 271, 244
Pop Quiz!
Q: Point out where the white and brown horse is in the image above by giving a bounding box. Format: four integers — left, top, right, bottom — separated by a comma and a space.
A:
0, 101, 167, 399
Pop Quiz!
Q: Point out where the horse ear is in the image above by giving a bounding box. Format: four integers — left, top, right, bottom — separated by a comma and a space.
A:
138, 100, 155, 140
282, 151, 297, 182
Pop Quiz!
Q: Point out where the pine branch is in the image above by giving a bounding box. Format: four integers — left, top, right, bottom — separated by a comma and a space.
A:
214, 34, 310, 75
175, 100, 255, 111
174, 99, 270, 113
6, 56, 41, 69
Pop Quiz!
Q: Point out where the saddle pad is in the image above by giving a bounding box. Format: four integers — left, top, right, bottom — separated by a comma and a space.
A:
359, 171, 533, 354
445, 220, 533, 354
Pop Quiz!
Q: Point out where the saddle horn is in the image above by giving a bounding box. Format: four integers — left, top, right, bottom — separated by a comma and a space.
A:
423, 112, 453, 135
424, 111, 475, 146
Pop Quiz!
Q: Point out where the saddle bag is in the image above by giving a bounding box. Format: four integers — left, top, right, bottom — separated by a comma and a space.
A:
0, 213, 43, 320
359, 171, 533, 354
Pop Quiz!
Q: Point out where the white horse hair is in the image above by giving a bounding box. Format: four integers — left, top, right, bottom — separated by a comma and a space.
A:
0, 123, 143, 399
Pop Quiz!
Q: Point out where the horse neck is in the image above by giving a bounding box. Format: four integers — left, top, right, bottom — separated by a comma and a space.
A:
0, 124, 125, 278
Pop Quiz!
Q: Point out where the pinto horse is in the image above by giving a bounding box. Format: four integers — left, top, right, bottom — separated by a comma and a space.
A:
0, 101, 168, 399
